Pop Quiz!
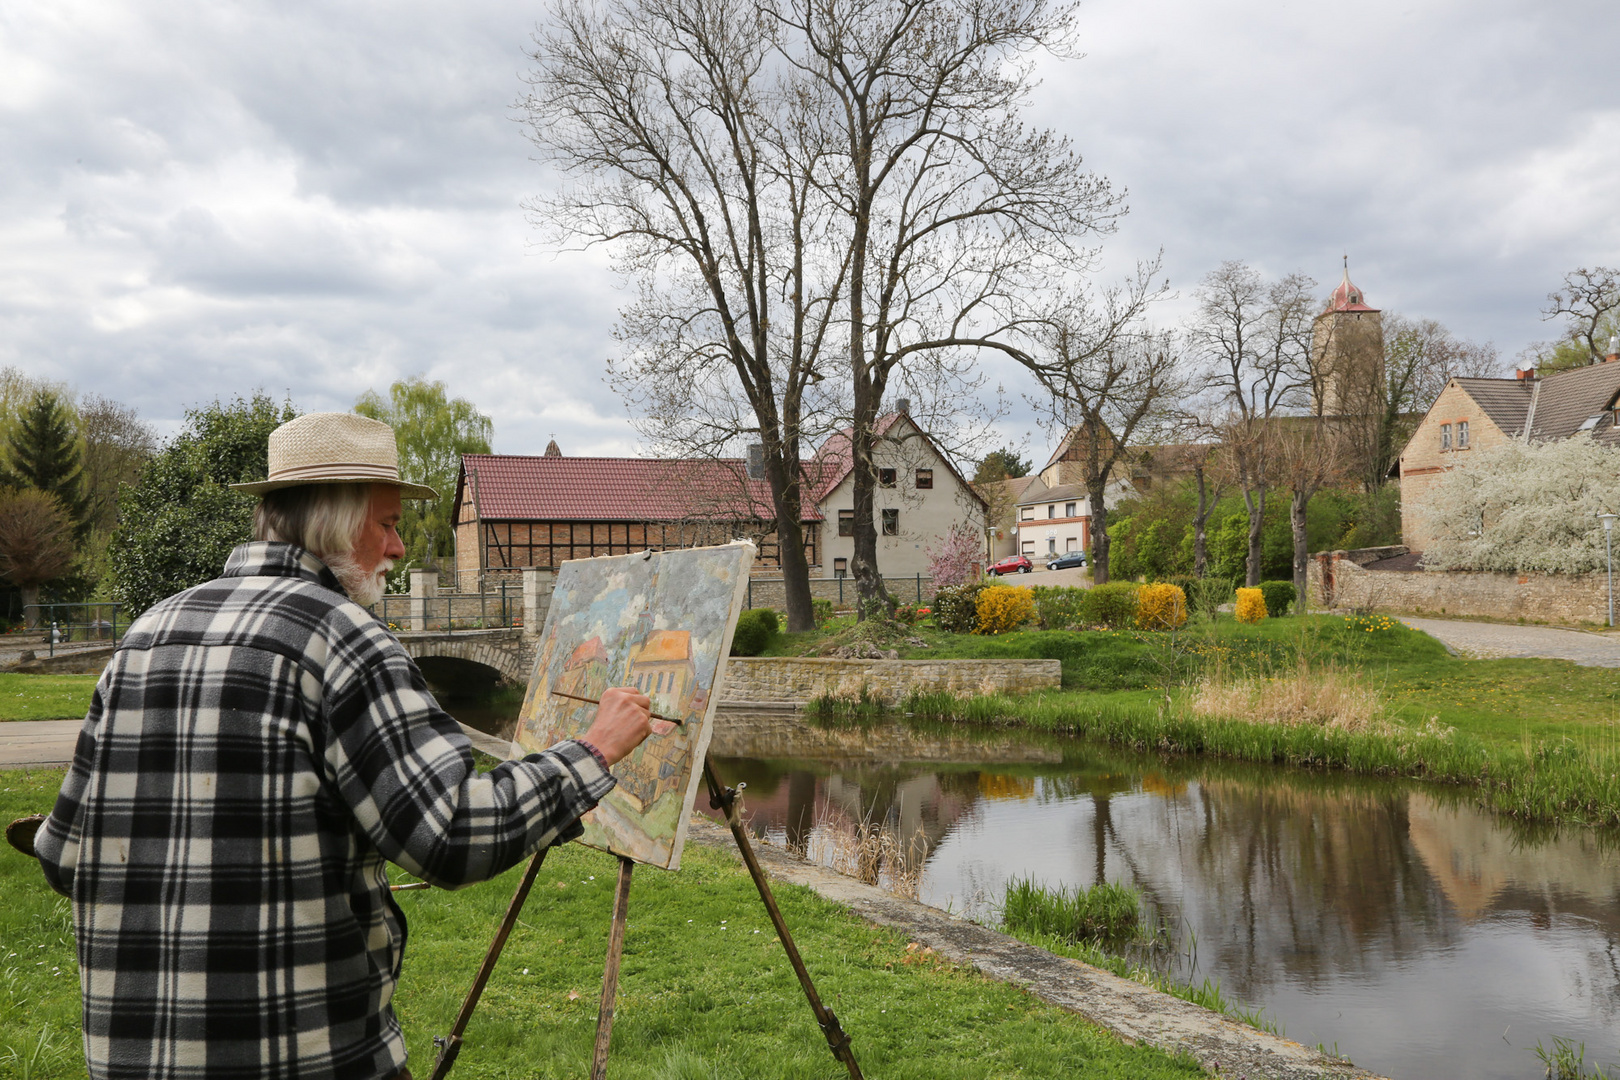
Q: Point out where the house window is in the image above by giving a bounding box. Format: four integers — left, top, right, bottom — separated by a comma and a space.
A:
1022, 540, 1035, 555
1048, 538, 1056, 553
1066, 537, 1078, 551
1064, 502, 1076, 517
915, 468, 933, 489
878, 467, 896, 487
834, 557, 847, 578
1020, 507, 1034, 521
838, 509, 854, 536
1440, 423, 1452, 450
1457, 420, 1470, 448
881, 508, 899, 535
1047, 504, 1056, 519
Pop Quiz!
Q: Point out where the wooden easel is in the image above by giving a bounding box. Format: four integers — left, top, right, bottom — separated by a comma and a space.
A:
428, 760, 863, 1080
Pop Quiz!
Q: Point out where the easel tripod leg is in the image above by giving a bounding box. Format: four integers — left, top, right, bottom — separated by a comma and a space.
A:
429, 847, 550, 1080
703, 762, 864, 1080
590, 855, 636, 1080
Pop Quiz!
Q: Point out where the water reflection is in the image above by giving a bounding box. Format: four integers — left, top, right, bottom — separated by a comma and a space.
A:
707, 712, 1620, 1080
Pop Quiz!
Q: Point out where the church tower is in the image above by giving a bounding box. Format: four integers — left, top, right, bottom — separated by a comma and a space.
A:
1312, 258, 1384, 416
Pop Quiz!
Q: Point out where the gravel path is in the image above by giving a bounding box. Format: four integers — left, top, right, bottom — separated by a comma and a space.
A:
1401, 616, 1620, 668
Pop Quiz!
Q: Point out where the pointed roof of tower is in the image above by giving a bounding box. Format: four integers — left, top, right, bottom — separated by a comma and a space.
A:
543, 438, 562, 457
1325, 256, 1378, 313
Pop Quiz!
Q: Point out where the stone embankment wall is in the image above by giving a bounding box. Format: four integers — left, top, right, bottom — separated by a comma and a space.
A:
721, 656, 1061, 706
1310, 547, 1611, 624
709, 710, 1062, 763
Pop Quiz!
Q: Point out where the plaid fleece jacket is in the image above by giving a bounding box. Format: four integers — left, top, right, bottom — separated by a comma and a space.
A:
35, 542, 615, 1080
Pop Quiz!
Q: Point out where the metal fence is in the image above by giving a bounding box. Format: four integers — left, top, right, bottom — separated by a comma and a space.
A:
21, 603, 125, 657
367, 584, 521, 633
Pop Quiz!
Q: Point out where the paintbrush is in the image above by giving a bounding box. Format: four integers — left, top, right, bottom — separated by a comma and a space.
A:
550, 689, 684, 726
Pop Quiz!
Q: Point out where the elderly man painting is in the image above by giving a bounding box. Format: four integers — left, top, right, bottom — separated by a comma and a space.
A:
34, 412, 653, 1080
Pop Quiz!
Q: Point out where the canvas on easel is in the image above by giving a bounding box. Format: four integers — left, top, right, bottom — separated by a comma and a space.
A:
510, 541, 754, 870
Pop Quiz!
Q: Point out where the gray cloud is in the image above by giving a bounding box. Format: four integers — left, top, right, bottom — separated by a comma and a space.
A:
2, 0, 1616, 460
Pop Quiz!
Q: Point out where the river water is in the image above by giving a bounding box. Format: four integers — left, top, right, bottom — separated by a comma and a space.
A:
699, 711, 1620, 1080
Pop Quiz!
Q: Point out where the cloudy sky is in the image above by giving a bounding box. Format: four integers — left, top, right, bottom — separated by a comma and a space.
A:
4, 0, 1617, 457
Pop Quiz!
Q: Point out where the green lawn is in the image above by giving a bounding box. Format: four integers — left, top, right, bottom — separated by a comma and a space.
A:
0, 768, 1200, 1080
0, 675, 97, 722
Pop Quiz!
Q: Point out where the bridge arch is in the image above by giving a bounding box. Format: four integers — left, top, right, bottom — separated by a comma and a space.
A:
396, 629, 534, 686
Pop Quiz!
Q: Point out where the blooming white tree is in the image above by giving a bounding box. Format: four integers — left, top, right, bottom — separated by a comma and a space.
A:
1423, 433, 1620, 573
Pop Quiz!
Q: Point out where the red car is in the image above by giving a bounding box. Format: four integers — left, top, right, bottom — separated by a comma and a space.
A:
988, 554, 1033, 576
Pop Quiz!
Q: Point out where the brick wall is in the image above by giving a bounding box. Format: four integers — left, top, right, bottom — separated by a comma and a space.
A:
1309, 549, 1612, 625
720, 656, 1061, 705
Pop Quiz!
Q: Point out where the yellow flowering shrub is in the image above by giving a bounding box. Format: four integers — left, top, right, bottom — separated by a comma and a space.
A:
1234, 587, 1267, 624
1136, 583, 1188, 630
975, 584, 1036, 635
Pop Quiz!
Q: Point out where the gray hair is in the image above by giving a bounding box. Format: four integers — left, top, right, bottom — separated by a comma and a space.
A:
253, 483, 373, 558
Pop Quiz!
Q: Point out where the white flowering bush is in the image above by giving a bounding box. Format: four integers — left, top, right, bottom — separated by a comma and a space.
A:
1423, 433, 1620, 573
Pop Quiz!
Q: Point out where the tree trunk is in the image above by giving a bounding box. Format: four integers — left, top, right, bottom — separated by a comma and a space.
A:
1291, 489, 1310, 611
1192, 465, 1210, 578
20, 583, 40, 629
848, 392, 889, 620
761, 447, 816, 633
1088, 478, 1111, 585
1244, 485, 1266, 587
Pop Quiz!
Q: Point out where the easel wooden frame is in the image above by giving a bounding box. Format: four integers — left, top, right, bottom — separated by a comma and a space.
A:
427, 760, 863, 1080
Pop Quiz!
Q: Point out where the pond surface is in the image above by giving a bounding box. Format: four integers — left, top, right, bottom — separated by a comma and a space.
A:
697, 712, 1620, 1080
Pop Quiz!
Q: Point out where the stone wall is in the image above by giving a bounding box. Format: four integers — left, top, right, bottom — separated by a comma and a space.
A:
1309, 548, 1611, 625
740, 575, 937, 612
720, 656, 1061, 705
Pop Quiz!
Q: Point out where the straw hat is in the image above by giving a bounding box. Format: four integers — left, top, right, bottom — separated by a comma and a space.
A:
230, 412, 438, 500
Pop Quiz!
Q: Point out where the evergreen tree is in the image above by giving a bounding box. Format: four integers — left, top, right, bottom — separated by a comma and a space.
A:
110, 394, 298, 615
4, 390, 89, 534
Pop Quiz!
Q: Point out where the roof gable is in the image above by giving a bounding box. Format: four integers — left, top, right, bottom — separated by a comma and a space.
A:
809, 413, 985, 508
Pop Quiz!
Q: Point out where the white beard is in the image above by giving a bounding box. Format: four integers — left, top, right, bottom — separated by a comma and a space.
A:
328, 553, 392, 608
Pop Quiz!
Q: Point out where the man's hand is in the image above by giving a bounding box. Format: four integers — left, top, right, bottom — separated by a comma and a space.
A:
581, 687, 654, 765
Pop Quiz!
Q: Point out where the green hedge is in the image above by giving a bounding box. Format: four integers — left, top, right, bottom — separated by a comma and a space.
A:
730, 608, 781, 656
1031, 585, 1089, 630
1258, 580, 1297, 617
1081, 582, 1141, 628
931, 581, 988, 634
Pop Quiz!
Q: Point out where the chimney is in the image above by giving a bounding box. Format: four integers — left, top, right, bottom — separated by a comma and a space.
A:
1515, 367, 1536, 381
1605, 334, 1619, 363
746, 443, 765, 480
896, 398, 911, 414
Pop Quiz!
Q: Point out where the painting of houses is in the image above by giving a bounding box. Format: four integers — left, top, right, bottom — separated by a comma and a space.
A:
513, 542, 754, 869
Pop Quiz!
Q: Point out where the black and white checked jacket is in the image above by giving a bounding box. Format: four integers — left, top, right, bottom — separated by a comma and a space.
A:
36, 542, 614, 1080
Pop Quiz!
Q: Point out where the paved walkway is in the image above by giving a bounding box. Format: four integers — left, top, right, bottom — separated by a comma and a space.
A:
1401, 616, 1620, 667
0, 720, 80, 769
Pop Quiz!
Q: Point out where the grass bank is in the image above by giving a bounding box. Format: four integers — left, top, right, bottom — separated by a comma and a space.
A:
0, 674, 98, 722
0, 767, 1202, 1080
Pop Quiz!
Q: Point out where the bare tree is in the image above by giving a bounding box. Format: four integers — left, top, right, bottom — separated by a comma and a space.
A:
78, 396, 156, 536
1026, 276, 1181, 584
1191, 262, 1316, 586
1333, 314, 1499, 490
521, 0, 844, 631
1542, 266, 1620, 366
784, 0, 1124, 614
0, 488, 75, 625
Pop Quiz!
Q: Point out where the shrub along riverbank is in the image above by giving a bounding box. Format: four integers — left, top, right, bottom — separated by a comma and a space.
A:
0, 767, 1203, 1080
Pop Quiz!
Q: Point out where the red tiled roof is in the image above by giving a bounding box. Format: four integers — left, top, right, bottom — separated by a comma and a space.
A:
455, 454, 822, 524
1325, 261, 1378, 313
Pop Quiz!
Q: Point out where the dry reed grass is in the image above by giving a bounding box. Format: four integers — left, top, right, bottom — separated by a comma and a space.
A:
802, 801, 928, 900
1189, 662, 1385, 733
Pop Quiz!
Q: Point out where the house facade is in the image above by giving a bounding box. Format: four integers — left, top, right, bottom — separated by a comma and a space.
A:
450, 411, 983, 589
812, 411, 987, 578
1398, 359, 1620, 550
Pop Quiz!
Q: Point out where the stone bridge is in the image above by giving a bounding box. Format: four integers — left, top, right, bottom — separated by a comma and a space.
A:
395, 628, 537, 686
